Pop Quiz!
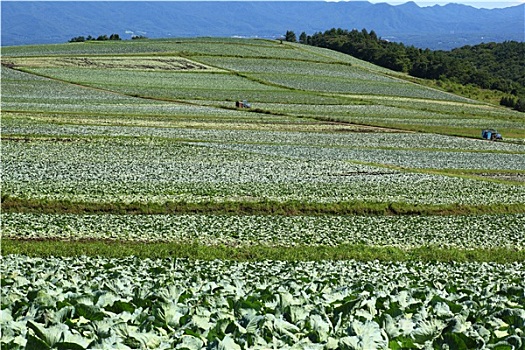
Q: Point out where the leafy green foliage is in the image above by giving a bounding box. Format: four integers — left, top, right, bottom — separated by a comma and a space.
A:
2, 213, 524, 251
1, 37, 524, 350
306, 29, 525, 100
2, 256, 524, 349
68, 33, 121, 42
3, 136, 525, 209
3, 37, 524, 138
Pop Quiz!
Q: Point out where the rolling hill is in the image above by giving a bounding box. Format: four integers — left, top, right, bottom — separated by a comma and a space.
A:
2, 37, 524, 139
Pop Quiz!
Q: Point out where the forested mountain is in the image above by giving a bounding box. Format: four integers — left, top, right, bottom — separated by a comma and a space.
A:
295, 29, 525, 110
1, 1, 523, 50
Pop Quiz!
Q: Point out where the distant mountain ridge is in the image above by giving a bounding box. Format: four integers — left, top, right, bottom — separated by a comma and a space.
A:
1, 1, 524, 50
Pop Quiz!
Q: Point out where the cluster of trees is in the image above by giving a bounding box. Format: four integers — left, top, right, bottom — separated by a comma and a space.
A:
69, 33, 122, 42
285, 29, 524, 112
500, 95, 525, 111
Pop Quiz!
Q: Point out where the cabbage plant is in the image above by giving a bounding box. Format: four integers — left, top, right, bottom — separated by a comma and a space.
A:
2, 256, 524, 349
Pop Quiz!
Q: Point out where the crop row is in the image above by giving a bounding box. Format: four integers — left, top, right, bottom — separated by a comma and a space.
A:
2, 67, 265, 118
180, 53, 470, 102
5, 63, 521, 135
2, 102, 254, 118
251, 73, 467, 101
205, 142, 525, 170
4, 139, 525, 205
2, 255, 524, 349
1, 67, 145, 105
1, 112, 309, 137
4, 110, 523, 153
3, 213, 524, 250
256, 100, 522, 126
23, 65, 465, 103
346, 114, 525, 131
1, 38, 310, 59
307, 106, 524, 136
10, 66, 329, 105
6, 178, 524, 206
8, 56, 220, 72
196, 56, 397, 82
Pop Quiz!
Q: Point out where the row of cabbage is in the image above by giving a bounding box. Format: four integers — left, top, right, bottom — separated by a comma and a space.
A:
2, 112, 319, 138
196, 57, 397, 81
2, 255, 524, 349
3, 213, 524, 250
2, 65, 326, 106
4, 109, 524, 153
5, 53, 522, 137
1, 38, 326, 61
5, 67, 286, 103
253, 102, 525, 131
347, 115, 525, 134
4, 138, 525, 205
7, 56, 220, 72
9, 46, 470, 102
218, 99, 519, 121
203, 142, 525, 171
4, 63, 522, 137
1, 67, 263, 119
7, 177, 523, 206
17, 65, 466, 103
193, 55, 505, 105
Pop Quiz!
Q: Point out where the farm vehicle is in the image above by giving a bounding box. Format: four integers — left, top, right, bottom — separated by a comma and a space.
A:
236, 100, 251, 108
481, 129, 503, 141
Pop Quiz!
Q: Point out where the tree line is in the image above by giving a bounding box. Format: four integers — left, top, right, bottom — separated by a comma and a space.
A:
69, 33, 122, 42
68, 34, 147, 43
284, 29, 525, 112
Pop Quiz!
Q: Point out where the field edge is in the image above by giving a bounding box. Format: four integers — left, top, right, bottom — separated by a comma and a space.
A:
3, 239, 524, 263
3, 196, 525, 216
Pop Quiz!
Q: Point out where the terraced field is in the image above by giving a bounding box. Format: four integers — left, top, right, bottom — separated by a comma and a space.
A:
1, 38, 524, 349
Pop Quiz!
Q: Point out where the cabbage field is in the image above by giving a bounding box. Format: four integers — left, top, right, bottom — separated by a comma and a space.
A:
1, 38, 524, 349
2, 256, 524, 349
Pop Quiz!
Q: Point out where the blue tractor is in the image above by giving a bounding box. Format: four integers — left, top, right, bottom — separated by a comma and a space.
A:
482, 129, 502, 141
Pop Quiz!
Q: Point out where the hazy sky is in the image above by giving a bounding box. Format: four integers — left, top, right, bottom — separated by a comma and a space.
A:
2, 0, 523, 9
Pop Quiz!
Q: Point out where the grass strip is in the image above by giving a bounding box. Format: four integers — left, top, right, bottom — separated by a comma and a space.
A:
348, 160, 525, 186
3, 196, 525, 216
2, 239, 523, 263
334, 120, 525, 140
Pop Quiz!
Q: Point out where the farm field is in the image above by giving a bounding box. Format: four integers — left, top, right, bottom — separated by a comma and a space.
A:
1, 38, 525, 349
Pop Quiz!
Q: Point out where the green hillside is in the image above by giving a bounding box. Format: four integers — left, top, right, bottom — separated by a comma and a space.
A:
302, 29, 525, 107
2, 38, 525, 349
3, 38, 524, 139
